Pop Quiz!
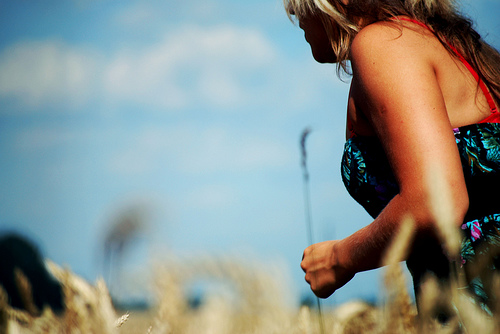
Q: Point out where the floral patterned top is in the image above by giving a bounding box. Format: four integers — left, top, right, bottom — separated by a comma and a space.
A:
341, 123, 500, 312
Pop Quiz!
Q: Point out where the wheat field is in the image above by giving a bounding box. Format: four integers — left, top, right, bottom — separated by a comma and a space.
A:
2, 242, 500, 333
2, 214, 500, 333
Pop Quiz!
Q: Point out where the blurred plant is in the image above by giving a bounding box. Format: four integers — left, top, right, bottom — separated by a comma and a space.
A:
102, 204, 151, 299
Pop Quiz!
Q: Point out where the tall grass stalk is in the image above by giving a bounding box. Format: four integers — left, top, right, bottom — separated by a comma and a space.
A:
300, 127, 326, 334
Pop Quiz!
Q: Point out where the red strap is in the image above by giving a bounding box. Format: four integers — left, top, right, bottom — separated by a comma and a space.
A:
347, 113, 356, 138
479, 112, 500, 123
445, 43, 498, 115
394, 17, 498, 118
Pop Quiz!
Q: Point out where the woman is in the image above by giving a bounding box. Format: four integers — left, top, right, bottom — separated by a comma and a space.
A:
285, 0, 500, 315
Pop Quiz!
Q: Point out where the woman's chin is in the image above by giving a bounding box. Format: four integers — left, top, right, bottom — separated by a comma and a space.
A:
313, 55, 337, 64
312, 50, 337, 64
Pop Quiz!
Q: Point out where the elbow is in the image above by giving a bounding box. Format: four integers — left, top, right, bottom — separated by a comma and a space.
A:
437, 185, 469, 227
453, 192, 469, 225
402, 186, 469, 234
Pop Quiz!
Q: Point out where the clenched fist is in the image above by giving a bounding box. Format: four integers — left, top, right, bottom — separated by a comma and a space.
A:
301, 240, 355, 298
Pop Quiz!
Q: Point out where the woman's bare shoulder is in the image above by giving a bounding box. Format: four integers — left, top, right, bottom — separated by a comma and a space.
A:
348, 20, 446, 125
350, 19, 437, 69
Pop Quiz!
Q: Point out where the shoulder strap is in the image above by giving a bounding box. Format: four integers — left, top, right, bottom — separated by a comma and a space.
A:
394, 17, 498, 116
347, 113, 357, 138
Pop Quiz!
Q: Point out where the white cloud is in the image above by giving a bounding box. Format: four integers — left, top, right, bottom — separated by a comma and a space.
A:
0, 24, 278, 111
103, 24, 277, 110
0, 40, 99, 109
111, 0, 224, 29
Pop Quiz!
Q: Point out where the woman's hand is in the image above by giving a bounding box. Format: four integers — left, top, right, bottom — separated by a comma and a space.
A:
301, 240, 355, 298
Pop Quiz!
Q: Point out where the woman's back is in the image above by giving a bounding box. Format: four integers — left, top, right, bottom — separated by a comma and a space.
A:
347, 18, 498, 138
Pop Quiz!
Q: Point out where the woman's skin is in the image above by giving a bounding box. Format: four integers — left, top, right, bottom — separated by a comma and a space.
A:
298, 16, 498, 298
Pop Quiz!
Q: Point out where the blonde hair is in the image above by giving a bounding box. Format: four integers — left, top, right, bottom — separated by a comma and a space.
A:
284, 0, 500, 106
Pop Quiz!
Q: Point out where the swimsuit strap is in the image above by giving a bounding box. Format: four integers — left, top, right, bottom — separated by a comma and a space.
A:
347, 113, 357, 138
395, 17, 498, 119
348, 17, 500, 138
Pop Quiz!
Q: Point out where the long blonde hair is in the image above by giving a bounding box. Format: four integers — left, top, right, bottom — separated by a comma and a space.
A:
284, 0, 500, 106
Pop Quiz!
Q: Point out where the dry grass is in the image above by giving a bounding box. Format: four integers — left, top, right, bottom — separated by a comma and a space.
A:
1, 243, 499, 333
2, 201, 500, 333
0, 254, 377, 334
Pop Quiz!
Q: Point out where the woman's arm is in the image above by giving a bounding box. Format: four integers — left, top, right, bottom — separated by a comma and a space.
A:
301, 22, 469, 298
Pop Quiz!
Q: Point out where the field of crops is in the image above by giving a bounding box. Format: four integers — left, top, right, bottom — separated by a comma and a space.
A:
0, 255, 401, 334
2, 217, 500, 333
2, 243, 500, 333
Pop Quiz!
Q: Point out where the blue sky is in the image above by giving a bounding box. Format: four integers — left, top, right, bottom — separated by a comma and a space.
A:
1, 0, 499, 306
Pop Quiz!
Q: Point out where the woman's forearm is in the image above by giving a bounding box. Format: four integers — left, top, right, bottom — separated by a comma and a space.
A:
338, 193, 435, 274
301, 188, 466, 298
